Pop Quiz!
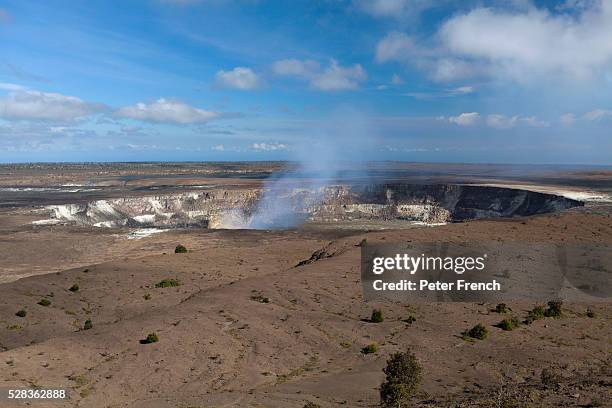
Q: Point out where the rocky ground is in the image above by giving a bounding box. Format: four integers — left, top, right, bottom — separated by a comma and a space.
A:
0, 164, 610, 407
0, 209, 611, 407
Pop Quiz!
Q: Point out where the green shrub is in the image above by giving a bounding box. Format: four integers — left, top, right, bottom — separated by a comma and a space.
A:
371, 309, 384, 323
496, 317, 520, 331
303, 402, 321, 408
143, 293, 151, 300
465, 323, 488, 340
69, 283, 79, 292
83, 319, 93, 330
82, 268, 89, 273
494, 303, 510, 313
15, 309, 27, 317
525, 305, 546, 324
174, 244, 188, 253
361, 343, 378, 354
141, 332, 159, 344
380, 349, 422, 408
37, 298, 51, 307
586, 309, 596, 318
155, 279, 180, 288
544, 300, 562, 317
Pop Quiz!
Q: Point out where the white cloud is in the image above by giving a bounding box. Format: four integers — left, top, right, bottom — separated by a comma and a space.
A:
560, 113, 576, 126
520, 116, 550, 127
211, 144, 225, 151
272, 59, 320, 77
451, 86, 474, 95
0, 90, 103, 121
486, 114, 549, 129
311, 61, 366, 91
583, 109, 612, 121
404, 85, 474, 99
214, 67, 260, 90
0, 82, 26, 91
375, 32, 414, 63
251, 142, 288, 151
449, 112, 480, 126
377, 2, 612, 83
273, 59, 366, 91
116, 98, 218, 124
437, 3, 612, 81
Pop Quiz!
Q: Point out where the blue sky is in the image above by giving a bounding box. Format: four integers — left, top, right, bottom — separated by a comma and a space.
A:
0, 0, 611, 164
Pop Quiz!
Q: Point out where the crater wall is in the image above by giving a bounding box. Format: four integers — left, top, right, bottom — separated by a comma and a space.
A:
41, 183, 583, 229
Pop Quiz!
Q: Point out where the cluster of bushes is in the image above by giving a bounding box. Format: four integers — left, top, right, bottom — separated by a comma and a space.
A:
525, 300, 563, 324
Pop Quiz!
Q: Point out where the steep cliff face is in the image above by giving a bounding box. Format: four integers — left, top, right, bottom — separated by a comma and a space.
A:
42, 183, 583, 229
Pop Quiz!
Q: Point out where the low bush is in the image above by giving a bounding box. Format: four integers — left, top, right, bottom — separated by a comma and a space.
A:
525, 305, 546, 324
496, 317, 520, 331
69, 283, 79, 292
37, 298, 51, 307
140, 332, 159, 344
361, 343, 378, 354
586, 308, 596, 318
465, 323, 488, 340
544, 300, 562, 317
493, 303, 510, 314
303, 402, 321, 408
155, 279, 180, 288
15, 309, 27, 317
380, 349, 422, 408
83, 319, 93, 330
143, 293, 151, 300
174, 244, 188, 253
371, 309, 384, 323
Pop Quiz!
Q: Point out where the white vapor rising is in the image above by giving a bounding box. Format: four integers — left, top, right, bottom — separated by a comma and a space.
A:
220, 107, 377, 229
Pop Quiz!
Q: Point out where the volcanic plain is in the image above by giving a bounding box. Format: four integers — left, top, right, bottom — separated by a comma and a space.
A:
0, 162, 610, 407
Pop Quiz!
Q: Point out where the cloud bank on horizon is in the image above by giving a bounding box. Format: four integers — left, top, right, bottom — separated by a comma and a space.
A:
0, 0, 611, 164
